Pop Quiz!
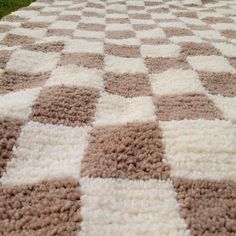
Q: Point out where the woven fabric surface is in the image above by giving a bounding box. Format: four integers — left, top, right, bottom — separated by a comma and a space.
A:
0, 0, 236, 235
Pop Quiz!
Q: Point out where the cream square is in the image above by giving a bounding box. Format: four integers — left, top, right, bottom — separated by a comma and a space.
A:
136, 28, 166, 39
0, 122, 91, 185
0, 88, 40, 121
105, 55, 147, 74
187, 56, 235, 73
170, 36, 203, 43
80, 178, 189, 236
193, 30, 225, 40
180, 17, 206, 26
141, 44, 181, 58
211, 95, 236, 123
29, 15, 57, 23
159, 21, 188, 29
46, 65, 103, 90
93, 93, 156, 126
105, 38, 141, 46
11, 10, 39, 18
126, 0, 144, 6
106, 24, 133, 31
213, 42, 236, 58
151, 69, 204, 96
80, 16, 105, 24
49, 20, 78, 29
10, 27, 46, 39
160, 120, 236, 181
6, 50, 60, 74
63, 39, 104, 54
74, 30, 105, 39
151, 13, 176, 20
211, 23, 236, 31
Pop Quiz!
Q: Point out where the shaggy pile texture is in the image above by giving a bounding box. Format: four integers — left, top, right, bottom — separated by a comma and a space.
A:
0, 0, 236, 235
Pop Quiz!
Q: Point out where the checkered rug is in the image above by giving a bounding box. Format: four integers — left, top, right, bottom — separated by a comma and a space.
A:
0, 0, 236, 235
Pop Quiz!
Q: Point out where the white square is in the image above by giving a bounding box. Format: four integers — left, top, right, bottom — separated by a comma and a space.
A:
160, 120, 236, 181
170, 36, 203, 43
151, 69, 204, 96
180, 17, 206, 26
10, 27, 46, 39
80, 16, 105, 24
136, 28, 166, 39
211, 95, 236, 123
151, 13, 177, 20
49, 20, 78, 29
127, 0, 144, 6
29, 15, 57, 23
74, 30, 105, 39
105, 38, 141, 46
63, 39, 104, 54
159, 21, 188, 29
11, 10, 39, 18
211, 23, 236, 31
0, 122, 91, 185
194, 29, 225, 40
213, 42, 236, 58
6, 50, 60, 74
46, 65, 104, 90
93, 93, 156, 126
0, 88, 40, 121
141, 44, 181, 58
106, 24, 133, 31
80, 178, 189, 236
187, 56, 235, 73
105, 55, 148, 74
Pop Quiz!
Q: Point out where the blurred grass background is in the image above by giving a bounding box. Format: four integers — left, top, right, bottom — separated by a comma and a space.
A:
0, 0, 36, 19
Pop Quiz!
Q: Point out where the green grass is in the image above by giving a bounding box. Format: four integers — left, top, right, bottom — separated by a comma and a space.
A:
0, 0, 36, 19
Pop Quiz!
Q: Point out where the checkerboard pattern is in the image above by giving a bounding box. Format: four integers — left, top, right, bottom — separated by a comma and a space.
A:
0, 0, 236, 235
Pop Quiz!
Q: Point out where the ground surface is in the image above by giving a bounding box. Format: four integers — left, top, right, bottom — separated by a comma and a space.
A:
0, 0, 236, 235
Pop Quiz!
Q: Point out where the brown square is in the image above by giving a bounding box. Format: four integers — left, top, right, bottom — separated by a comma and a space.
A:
81, 122, 170, 180
154, 93, 223, 121
106, 18, 130, 24
164, 28, 194, 37
132, 24, 156, 31
0, 71, 50, 95
0, 118, 23, 177
78, 23, 105, 32
0, 25, 13, 33
220, 30, 236, 39
1, 34, 35, 47
30, 85, 99, 127
2, 15, 26, 22
203, 17, 234, 24
129, 13, 151, 19
57, 15, 81, 22
23, 41, 65, 53
0, 179, 82, 235
106, 31, 135, 39
105, 44, 141, 58
59, 53, 104, 69
83, 11, 104, 18
198, 72, 236, 97
0, 50, 12, 69
21, 22, 50, 29
174, 12, 198, 18
145, 56, 190, 73
47, 29, 74, 37
173, 178, 236, 236
104, 72, 152, 97
180, 42, 222, 57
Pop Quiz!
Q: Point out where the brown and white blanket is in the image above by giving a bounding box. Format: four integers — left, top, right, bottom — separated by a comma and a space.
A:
0, 0, 236, 235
